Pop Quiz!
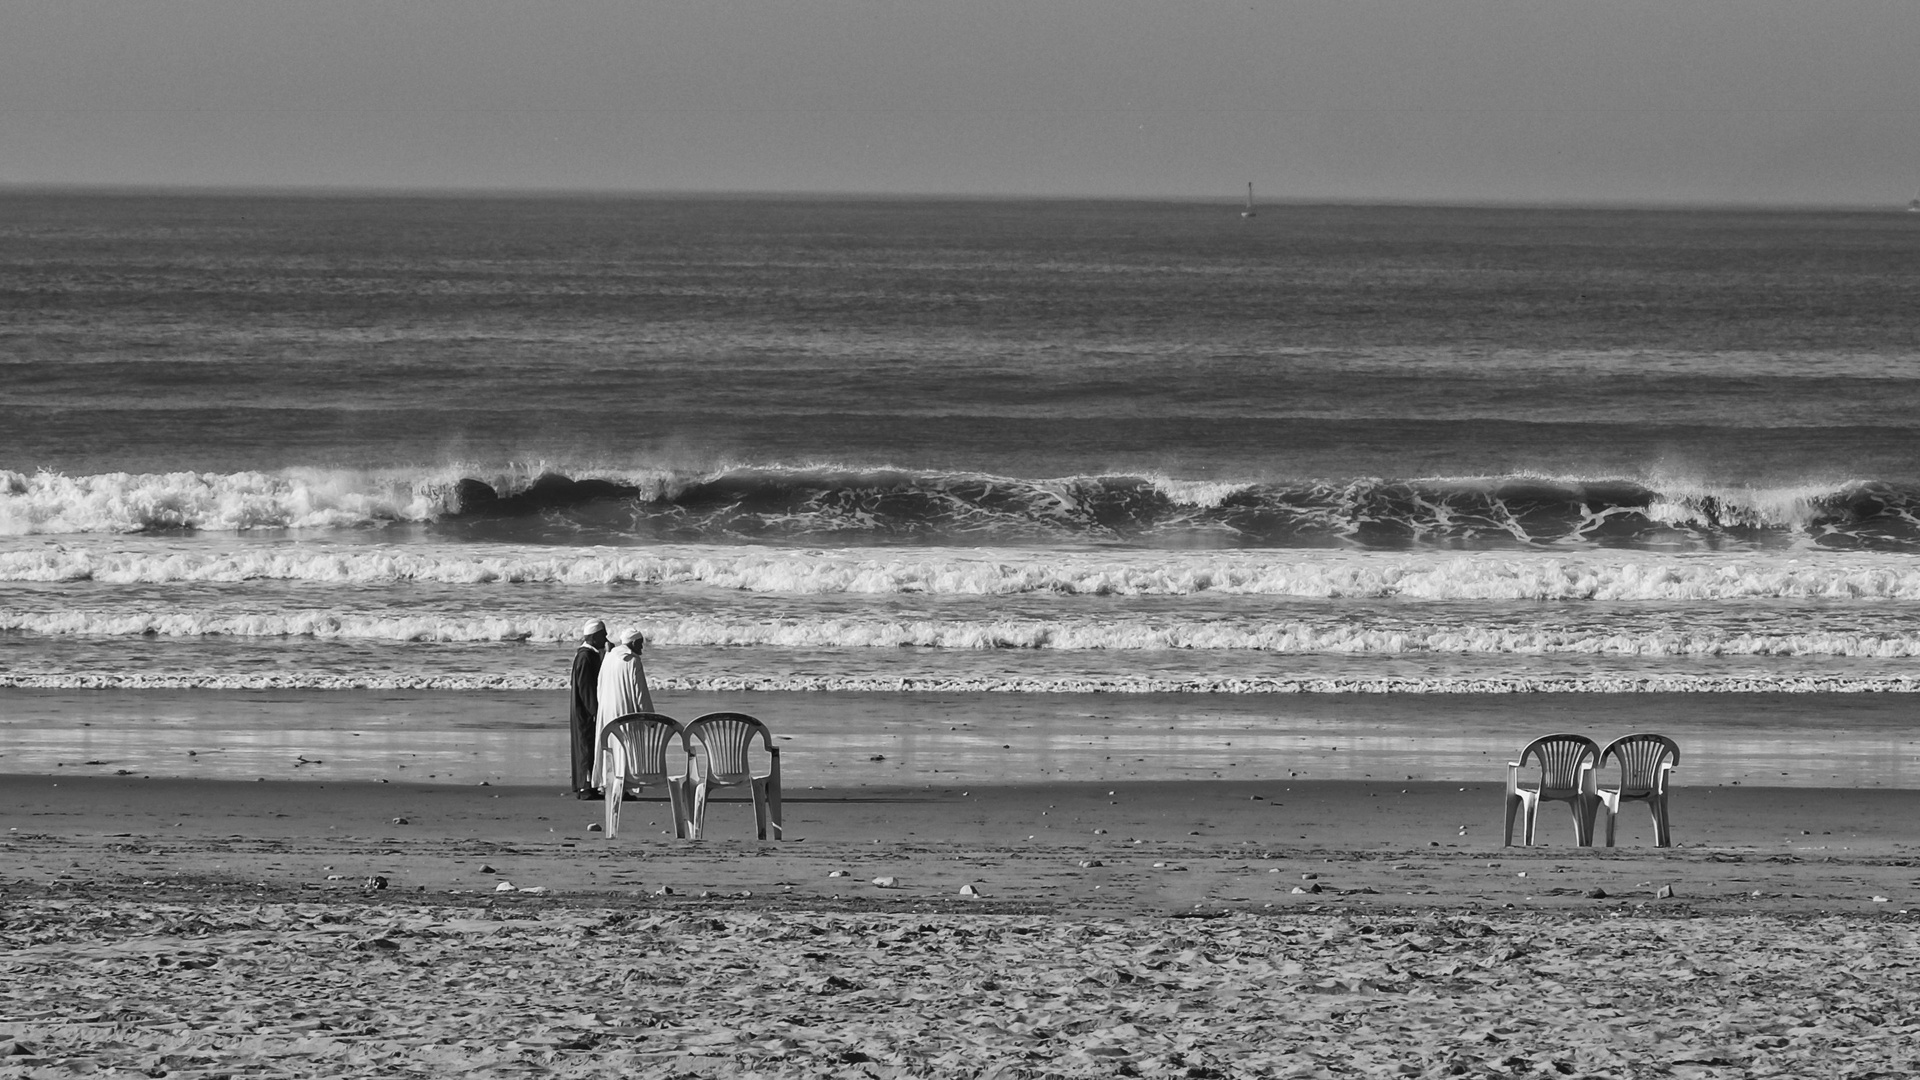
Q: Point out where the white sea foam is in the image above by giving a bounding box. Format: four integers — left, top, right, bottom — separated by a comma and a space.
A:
1148, 476, 1255, 507
0, 469, 451, 535
0, 464, 687, 535
4, 671, 1918, 694
9, 541, 1920, 601
8, 608, 1920, 658
1643, 480, 1842, 531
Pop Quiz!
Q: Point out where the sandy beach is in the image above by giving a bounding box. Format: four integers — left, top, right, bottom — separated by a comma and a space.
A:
7, 772, 1920, 1076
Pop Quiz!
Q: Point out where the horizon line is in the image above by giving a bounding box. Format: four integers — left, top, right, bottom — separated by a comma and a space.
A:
0, 180, 1909, 215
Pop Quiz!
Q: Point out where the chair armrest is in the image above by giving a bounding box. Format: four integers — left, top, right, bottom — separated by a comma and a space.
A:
1579, 761, 1596, 795
1654, 761, 1674, 794
1506, 761, 1520, 794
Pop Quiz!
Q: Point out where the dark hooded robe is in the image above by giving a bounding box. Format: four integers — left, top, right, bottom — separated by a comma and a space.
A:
569, 642, 604, 793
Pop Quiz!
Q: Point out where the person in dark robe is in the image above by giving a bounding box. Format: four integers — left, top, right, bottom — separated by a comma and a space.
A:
570, 619, 609, 799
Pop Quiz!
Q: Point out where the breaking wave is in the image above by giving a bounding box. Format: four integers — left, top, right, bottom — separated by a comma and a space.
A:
6, 466, 1920, 551
9, 609, 1920, 659
9, 542, 1920, 601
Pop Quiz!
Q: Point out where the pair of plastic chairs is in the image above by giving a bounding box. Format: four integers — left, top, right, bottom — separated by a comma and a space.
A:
598, 711, 782, 842
1503, 732, 1680, 848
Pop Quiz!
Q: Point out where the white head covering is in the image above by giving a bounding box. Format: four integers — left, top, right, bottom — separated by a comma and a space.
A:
621, 628, 645, 649
581, 619, 606, 639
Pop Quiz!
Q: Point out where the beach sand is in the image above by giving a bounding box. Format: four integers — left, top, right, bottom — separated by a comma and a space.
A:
7, 773, 1920, 1076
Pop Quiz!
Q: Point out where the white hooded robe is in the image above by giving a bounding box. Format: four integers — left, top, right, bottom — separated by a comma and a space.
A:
591, 643, 655, 788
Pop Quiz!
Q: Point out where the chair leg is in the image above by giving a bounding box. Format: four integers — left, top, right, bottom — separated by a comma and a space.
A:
751, 778, 769, 841
1599, 792, 1619, 848
688, 779, 709, 841
1651, 795, 1671, 847
767, 778, 782, 840
603, 750, 624, 839
1565, 799, 1588, 847
667, 777, 690, 839
1504, 793, 1521, 846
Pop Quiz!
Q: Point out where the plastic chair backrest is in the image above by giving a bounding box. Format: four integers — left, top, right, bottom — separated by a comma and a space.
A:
684, 712, 774, 785
1519, 733, 1600, 794
1600, 733, 1680, 795
603, 712, 686, 786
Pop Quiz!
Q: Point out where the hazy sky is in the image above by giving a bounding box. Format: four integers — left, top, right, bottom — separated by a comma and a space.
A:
4, 1, 1915, 205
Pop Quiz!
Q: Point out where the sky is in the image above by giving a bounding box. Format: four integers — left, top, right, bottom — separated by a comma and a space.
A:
3, 0, 1916, 206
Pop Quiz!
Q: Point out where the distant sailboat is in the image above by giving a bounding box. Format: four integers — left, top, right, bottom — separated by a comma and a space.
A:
1241, 182, 1257, 219
1909, 191, 1920, 213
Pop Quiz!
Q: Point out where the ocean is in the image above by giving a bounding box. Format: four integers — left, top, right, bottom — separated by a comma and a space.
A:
5, 191, 1920, 786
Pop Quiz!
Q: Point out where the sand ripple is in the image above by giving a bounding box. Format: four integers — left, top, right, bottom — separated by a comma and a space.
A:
4, 898, 1917, 1076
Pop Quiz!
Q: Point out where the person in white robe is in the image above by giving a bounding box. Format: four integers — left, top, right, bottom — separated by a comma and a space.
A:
592, 628, 655, 789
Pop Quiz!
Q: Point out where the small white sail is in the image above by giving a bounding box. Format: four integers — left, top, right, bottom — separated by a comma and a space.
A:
1241, 182, 1256, 219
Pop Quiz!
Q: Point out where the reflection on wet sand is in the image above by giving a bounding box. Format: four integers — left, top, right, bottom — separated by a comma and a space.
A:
6, 687, 1920, 789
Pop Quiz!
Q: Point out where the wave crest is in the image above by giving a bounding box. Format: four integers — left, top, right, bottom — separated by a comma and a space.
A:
9, 608, 1920, 658
9, 543, 1920, 600
0, 468, 451, 535
7, 465, 1920, 550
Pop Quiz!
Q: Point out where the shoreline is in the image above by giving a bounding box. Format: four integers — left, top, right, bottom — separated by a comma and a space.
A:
9, 774, 1920, 916
8, 686, 1920, 789
14, 673, 1920, 694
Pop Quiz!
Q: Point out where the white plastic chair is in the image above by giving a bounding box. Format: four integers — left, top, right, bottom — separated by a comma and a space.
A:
1596, 733, 1680, 847
600, 712, 693, 840
684, 712, 782, 841
1504, 733, 1601, 847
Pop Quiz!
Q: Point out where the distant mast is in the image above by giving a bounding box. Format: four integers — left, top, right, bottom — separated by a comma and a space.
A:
1241, 182, 1257, 219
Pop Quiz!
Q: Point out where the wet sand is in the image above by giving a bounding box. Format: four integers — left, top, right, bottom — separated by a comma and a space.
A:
10, 686, 1920, 788
8, 773, 1920, 913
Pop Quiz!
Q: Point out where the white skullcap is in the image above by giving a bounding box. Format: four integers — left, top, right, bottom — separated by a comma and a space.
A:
582, 619, 606, 637
622, 628, 646, 648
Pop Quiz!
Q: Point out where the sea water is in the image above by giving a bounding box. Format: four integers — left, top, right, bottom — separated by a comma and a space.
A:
4, 192, 1920, 783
